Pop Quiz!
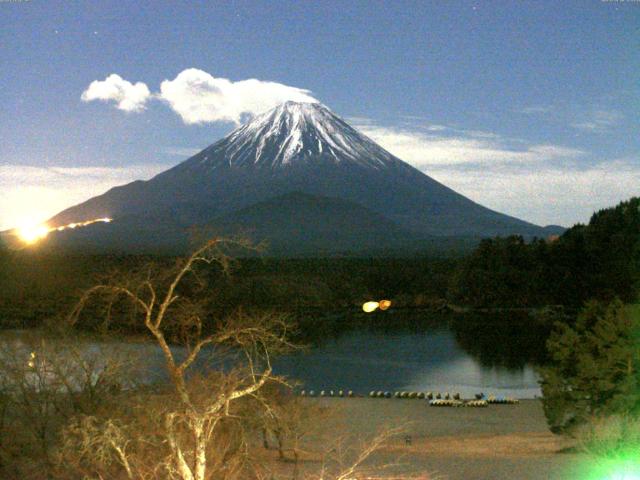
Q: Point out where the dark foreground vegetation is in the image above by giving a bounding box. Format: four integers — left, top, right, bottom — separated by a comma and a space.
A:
0, 247, 456, 331
2, 198, 639, 329
450, 197, 640, 309
451, 198, 640, 445
0, 197, 638, 477
0, 239, 416, 479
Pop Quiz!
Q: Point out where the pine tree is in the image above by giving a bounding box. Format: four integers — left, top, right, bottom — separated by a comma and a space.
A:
538, 299, 640, 433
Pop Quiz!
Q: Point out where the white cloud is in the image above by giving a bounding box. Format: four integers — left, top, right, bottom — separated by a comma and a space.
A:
345, 116, 375, 125
162, 147, 202, 157
354, 120, 637, 226
571, 109, 623, 132
0, 164, 166, 231
519, 105, 554, 115
81, 74, 151, 112
82, 69, 317, 124
158, 68, 317, 124
356, 124, 584, 168
463, 129, 502, 139
428, 160, 640, 227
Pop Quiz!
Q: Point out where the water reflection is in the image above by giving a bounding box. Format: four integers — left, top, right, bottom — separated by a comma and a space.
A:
450, 311, 551, 369
274, 311, 546, 398
1, 311, 548, 398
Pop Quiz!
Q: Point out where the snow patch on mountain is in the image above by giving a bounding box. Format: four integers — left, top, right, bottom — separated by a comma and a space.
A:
197, 101, 400, 170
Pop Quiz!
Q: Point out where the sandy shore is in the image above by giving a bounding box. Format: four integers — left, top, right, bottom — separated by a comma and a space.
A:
303, 397, 585, 479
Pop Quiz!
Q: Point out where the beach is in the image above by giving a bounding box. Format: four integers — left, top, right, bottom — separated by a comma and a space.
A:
302, 397, 585, 479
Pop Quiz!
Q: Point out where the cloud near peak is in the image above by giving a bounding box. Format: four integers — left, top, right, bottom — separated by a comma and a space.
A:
355, 123, 585, 168
159, 68, 317, 124
81, 74, 151, 112
81, 69, 317, 124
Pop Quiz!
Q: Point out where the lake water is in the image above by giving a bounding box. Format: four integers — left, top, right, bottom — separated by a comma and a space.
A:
274, 325, 541, 398
2, 313, 545, 398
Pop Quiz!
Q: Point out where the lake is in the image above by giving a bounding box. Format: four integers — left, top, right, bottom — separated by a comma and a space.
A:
274, 318, 543, 398
1, 312, 547, 398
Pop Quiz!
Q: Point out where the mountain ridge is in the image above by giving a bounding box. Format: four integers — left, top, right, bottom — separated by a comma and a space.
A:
44, 101, 562, 254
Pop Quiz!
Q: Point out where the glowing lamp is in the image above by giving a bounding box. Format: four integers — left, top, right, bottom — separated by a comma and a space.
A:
379, 299, 392, 311
362, 301, 379, 313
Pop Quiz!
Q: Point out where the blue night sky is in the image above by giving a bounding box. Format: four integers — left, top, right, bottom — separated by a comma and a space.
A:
1, 0, 639, 231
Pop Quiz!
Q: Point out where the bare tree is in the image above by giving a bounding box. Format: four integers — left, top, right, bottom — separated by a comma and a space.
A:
309, 426, 429, 480
55, 238, 430, 480
67, 237, 296, 480
0, 329, 138, 477
253, 385, 331, 474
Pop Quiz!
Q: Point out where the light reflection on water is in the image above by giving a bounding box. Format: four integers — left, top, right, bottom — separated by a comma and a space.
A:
1, 319, 543, 398
273, 328, 541, 398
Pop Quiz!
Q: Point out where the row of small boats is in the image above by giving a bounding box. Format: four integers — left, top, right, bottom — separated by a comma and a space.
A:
298, 389, 519, 406
429, 396, 520, 407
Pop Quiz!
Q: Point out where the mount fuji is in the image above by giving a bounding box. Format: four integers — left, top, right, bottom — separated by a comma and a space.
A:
43, 101, 561, 254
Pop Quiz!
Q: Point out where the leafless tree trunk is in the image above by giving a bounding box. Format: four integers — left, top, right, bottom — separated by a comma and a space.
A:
68, 237, 295, 480
0, 329, 138, 478
57, 237, 428, 480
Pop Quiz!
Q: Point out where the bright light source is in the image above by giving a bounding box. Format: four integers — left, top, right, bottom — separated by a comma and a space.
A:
362, 301, 380, 313
13, 217, 113, 245
54, 217, 112, 232
578, 453, 640, 480
605, 468, 640, 480
362, 299, 392, 313
379, 299, 392, 311
16, 223, 50, 244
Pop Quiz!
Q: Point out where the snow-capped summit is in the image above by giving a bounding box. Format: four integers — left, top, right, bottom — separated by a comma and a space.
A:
194, 101, 397, 170
46, 100, 562, 253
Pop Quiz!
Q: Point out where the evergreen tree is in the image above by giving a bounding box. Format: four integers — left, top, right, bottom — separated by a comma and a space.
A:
538, 299, 640, 433
448, 235, 544, 307
448, 196, 640, 308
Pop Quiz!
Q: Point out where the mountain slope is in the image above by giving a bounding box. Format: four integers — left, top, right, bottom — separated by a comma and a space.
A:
47, 101, 559, 253
211, 191, 419, 255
